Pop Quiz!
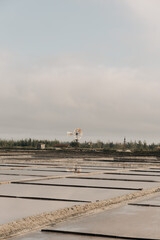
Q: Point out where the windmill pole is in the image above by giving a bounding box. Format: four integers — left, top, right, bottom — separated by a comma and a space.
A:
123, 137, 126, 151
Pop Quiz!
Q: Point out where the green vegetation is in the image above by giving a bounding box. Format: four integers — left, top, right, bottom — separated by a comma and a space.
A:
0, 138, 159, 152
0, 139, 60, 149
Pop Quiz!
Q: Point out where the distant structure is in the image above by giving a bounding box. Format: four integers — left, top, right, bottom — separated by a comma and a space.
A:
67, 128, 83, 143
37, 143, 45, 150
124, 137, 126, 149
123, 137, 131, 152
54, 144, 69, 149
88, 142, 93, 148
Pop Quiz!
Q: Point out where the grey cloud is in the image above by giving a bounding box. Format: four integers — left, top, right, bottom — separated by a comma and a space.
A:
0, 53, 160, 142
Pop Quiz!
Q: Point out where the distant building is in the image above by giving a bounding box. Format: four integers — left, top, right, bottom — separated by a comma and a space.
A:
116, 149, 131, 153
54, 144, 69, 148
37, 143, 45, 149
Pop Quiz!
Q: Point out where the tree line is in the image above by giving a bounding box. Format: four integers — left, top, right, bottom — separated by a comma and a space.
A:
0, 138, 159, 151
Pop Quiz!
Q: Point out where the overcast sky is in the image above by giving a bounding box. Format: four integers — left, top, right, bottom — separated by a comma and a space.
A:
0, 0, 160, 143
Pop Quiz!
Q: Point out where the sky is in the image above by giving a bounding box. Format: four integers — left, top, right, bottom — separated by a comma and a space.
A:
0, 0, 160, 143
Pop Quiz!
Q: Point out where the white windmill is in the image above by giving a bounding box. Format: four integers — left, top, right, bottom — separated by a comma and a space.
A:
67, 128, 83, 143
66, 128, 83, 173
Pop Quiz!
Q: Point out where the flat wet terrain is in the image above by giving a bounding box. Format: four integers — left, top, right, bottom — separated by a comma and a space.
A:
0, 183, 136, 202
24, 176, 160, 190
0, 151, 160, 240
12, 231, 109, 240
0, 197, 80, 225
44, 198, 160, 239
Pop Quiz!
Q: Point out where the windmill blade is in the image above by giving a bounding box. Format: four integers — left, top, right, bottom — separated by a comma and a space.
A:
67, 132, 73, 136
